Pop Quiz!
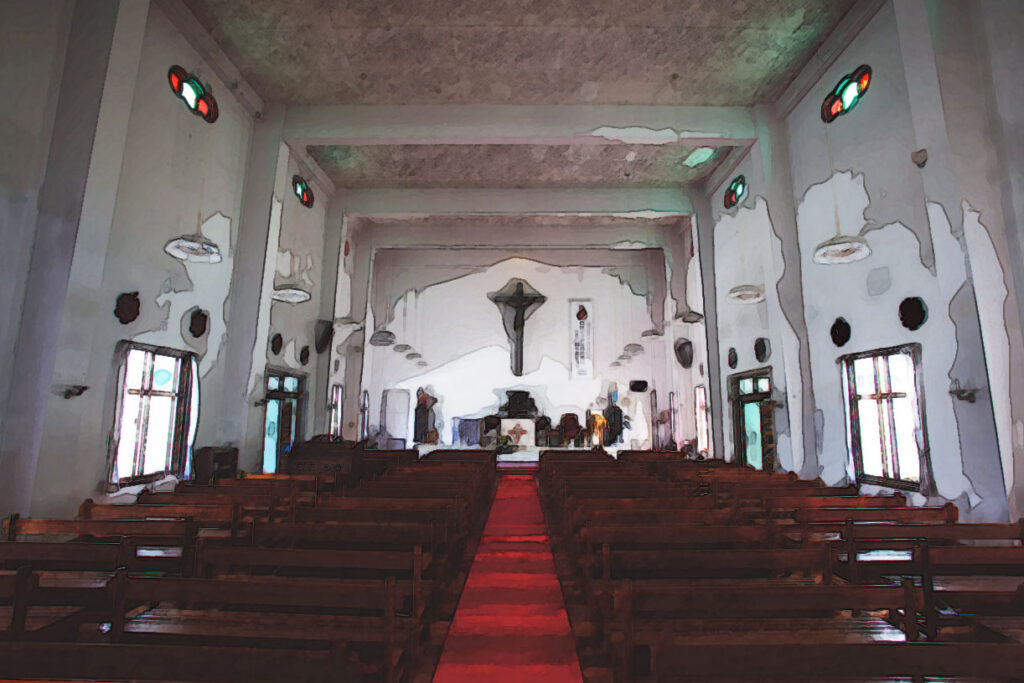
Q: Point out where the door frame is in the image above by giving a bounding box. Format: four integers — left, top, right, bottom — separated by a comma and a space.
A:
263, 368, 307, 472
727, 367, 773, 469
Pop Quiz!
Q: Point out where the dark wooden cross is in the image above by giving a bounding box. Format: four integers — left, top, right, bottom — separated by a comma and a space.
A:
489, 280, 546, 376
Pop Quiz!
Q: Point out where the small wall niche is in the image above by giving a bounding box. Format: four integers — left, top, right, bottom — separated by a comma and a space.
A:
899, 297, 928, 331
754, 337, 771, 363
188, 309, 209, 338
114, 292, 140, 324
830, 317, 852, 347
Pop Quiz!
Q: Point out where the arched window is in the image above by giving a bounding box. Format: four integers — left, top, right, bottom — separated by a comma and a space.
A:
167, 65, 218, 123
821, 65, 871, 123
724, 175, 747, 209
292, 175, 314, 208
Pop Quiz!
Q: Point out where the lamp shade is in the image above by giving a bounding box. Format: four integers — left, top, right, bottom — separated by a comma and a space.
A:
813, 234, 871, 265
727, 284, 766, 304
272, 286, 311, 303
369, 329, 396, 346
164, 234, 222, 263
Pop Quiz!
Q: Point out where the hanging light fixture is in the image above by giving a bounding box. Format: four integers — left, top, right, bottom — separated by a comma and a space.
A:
814, 232, 871, 264
164, 233, 222, 263
727, 284, 766, 304
165, 119, 222, 263
814, 98, 871, 265
727, 229, 764, 304
369, 329, 396, 346
272, 286, 311, 303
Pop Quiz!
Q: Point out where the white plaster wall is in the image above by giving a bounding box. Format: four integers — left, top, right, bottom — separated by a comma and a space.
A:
795, 174, 975, 504
29, 4, 254, 515
782, 3, 1000, 516
0, 2, 73, 458
262, 151, 329, 449
713, 193, 796, 468
363, 257, 659, 446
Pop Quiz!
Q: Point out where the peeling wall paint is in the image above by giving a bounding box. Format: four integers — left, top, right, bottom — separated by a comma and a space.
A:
794, 173, 979, 507
362, 257, 670, 447
27, 4, 254, 516
587, 126, 724, 145
713, 197, 796, 468
963, 203, 1013, 495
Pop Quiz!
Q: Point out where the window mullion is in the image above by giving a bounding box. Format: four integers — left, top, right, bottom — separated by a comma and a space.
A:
134, 351, 154, 478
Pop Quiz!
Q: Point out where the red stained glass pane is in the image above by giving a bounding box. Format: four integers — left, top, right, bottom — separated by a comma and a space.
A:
831, 100, 843, 115
196, 99, 208, 115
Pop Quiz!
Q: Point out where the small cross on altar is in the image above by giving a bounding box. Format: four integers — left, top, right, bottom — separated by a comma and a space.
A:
507, 422, 528, 445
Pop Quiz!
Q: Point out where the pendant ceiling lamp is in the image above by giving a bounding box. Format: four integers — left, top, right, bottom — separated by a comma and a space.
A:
727, 230, 764, 305
272, 286, 311, 303
164, 233, 222, 263
726, 284, 766, 304
165, 122, 222, 263
369, 329, 396, 346
814, 97, 871, 265
814, 232, 871, 264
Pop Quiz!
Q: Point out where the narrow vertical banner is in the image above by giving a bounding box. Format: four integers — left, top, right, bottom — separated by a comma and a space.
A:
570, 300, 593, 378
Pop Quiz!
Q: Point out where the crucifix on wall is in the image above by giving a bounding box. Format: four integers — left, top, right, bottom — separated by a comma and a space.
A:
489, 278, 546, 376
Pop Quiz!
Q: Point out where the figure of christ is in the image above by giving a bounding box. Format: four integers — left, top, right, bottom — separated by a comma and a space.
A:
488, 279, 547, 376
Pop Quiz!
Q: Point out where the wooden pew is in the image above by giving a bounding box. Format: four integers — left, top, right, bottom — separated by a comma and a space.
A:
1, 539, 181, 575
0, 565, 109, 638
78, 499, 241, 532
106, 571, 414, 682
651, 641, 1024, 681
0, 641, 340, 683
612, 579, 924, 679
195, 542, 431, 617
4, 514, 193, 545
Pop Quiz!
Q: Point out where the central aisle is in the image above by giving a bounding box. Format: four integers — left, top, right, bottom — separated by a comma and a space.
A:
433, 473, 583, 683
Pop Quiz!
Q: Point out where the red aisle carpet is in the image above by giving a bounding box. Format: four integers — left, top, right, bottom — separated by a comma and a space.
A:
433, 473, 583, 683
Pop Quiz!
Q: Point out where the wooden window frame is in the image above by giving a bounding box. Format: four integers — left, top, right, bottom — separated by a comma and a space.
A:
109, 341, 195, 487
840, 343, 929, 492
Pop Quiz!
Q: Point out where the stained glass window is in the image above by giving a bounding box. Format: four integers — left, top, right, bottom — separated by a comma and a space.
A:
167, 65, 218, 123
821, 65, 871, 123
292, 175, 314, 208
724, 175, 747, 209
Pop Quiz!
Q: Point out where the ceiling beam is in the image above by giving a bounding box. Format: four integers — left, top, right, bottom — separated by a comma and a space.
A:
337, 188, 692, 217
283, 105, 757, 147
155, 0, 264, 118
772, 0, 887, 118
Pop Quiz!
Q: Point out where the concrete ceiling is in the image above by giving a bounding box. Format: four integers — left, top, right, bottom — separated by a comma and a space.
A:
184, 0, 857, 106
308, 143, 733, 189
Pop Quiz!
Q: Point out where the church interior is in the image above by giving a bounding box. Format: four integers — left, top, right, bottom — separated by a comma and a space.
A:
3, 0, 1024, 680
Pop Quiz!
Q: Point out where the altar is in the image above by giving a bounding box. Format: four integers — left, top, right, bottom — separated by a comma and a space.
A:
495, 390, 545, 449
